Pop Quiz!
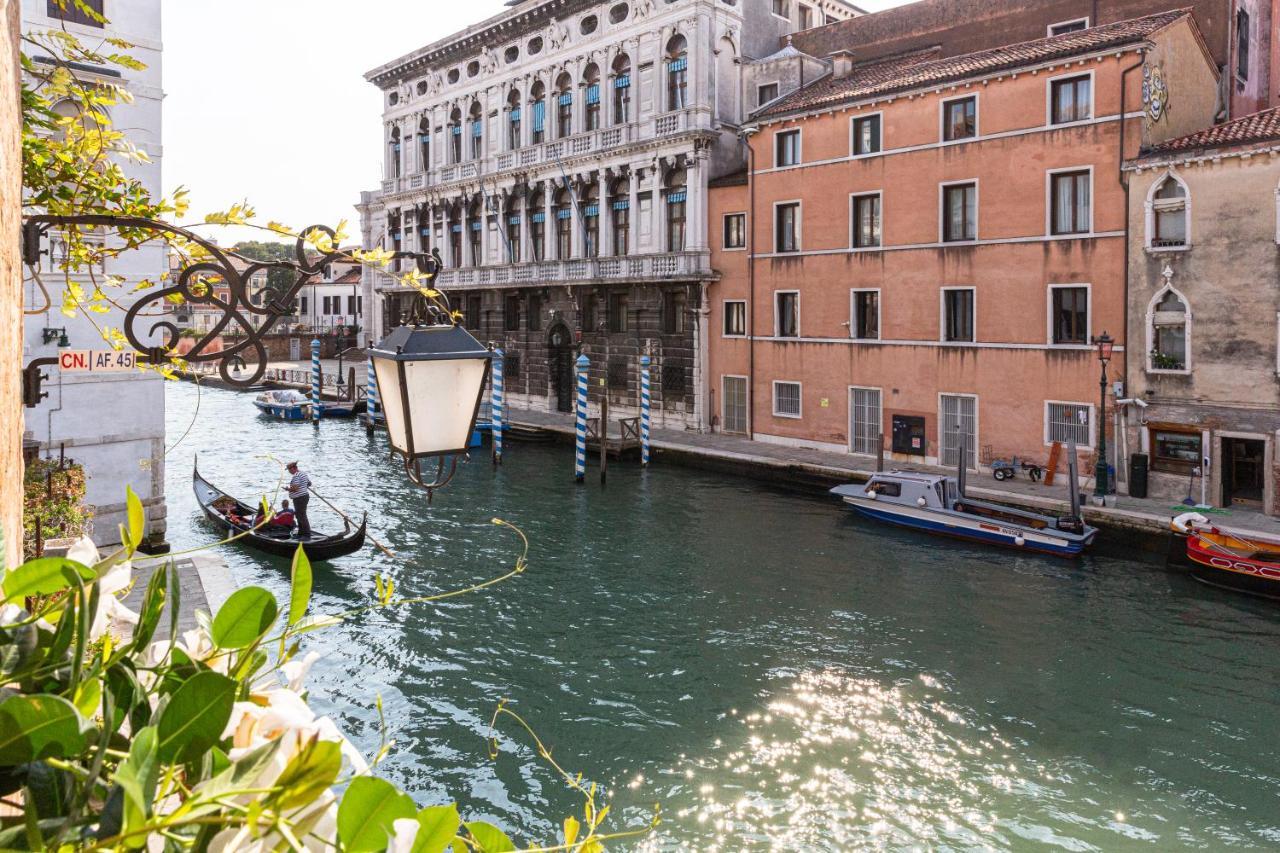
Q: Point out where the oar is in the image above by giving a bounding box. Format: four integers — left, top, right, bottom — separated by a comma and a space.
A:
310, 487, 396, 559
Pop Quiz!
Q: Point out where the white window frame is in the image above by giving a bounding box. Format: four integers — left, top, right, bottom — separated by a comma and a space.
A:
938, 392, 980, 469
797, 3, 814, 30
849, 288, 881, 340
775, 128, 802, 168
939, 93, 980, 144
772, 380, 803, 418
1046, 283, 1092, 346
1044, 400, 1096, 449
1145, 169, 1192, 252
721, 374, 750, 434
1046, 69, 1096, 127
848, 385, 883, 455
773, 199, 802, 253
757, 81, 781, 107
1045, 165, 1095, 236
771, 0, 791, 20
722, 299, 748, 338
940, 286, 977, 344
1047, 17, 1090, 36
774, 288, 800, 338
1146, 284, 1193, 376
938, 179, 979, 243
850, 110, 884, 157
722, 211, 748, 251
849, 190, 883, 249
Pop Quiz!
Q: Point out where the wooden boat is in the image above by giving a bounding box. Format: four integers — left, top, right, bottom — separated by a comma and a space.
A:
1173, 512, 1280, 600
831, 439, 1098, 557
193, 463, 366, 560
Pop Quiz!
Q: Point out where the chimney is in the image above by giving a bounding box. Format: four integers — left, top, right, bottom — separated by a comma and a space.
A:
828, 50, 855, 79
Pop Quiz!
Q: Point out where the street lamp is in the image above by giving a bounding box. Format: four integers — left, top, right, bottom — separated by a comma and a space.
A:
1092, 331, 1115, 500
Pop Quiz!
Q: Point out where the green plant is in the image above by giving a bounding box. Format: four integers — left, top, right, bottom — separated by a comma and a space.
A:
22, 458, 90, 560
1150, 349, 1185, 371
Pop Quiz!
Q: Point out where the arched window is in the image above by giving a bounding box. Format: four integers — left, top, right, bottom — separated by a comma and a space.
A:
609, 177, 630, 255
507, 89, 522, 150
531, 81, 547, 145
556, 73, 574, 138
417, 205, 431, 253
387, 210, 402, 270
612, 54, 632, 125
665, 168, 687, 252
449, 107, 463, 164
529, 185, 546, 261
468, 197, 484, 264
666, 35, 688, 112
448, 203, 463, 265
1148, 287, 1190, 372
554, 187, 574, 259
469, 101, 484, 160
1146, 172, 1188, 249
582, 183, 600, 258
583, 64, 601, 132
417, 119, 430, 172
388, 128, 402, 179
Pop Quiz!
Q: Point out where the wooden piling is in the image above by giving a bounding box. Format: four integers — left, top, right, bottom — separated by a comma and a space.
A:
599, 396, 608, 484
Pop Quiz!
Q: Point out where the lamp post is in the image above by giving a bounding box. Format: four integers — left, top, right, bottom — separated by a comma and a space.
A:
1092, 331, 1115, 500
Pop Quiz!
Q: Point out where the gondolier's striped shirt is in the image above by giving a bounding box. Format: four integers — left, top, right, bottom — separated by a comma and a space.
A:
289, 471, 311, 498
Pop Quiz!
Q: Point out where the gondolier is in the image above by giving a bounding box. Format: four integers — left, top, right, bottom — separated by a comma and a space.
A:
286, 461, 312, 538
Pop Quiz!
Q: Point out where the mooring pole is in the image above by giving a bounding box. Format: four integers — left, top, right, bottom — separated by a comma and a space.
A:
876, 430, 885, 472
365, 357, 379, 436
600, 394, 608, 484
310, 338, 322, 425
639, 353, 652, 467
492, 347, 505, 466
574, 354, 589, 483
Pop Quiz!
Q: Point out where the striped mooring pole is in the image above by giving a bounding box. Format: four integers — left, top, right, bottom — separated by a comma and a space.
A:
491, 348, 505, 465
639, 354, 652, 466
310, 338, 322, 424
365, 357, 379, 435
574, 353, 589, 482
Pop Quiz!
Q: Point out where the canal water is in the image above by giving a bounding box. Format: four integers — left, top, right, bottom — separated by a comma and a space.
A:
163, 382, 1280, 850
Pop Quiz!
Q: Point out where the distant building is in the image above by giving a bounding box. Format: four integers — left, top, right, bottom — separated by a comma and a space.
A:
21, 0, 166, 547
167, 252, 270, 335
297, 257, 363, 336
1123, 106, 1280, 514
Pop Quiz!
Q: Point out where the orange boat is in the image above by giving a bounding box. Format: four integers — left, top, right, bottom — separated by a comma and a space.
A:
1173, 513, 1280, 600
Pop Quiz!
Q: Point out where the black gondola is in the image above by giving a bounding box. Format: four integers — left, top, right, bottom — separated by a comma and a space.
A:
193, 462, 367, 561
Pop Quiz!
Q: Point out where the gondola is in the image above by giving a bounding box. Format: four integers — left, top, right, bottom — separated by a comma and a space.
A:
193, 462, 366, 560
1172, 512, 1280, 600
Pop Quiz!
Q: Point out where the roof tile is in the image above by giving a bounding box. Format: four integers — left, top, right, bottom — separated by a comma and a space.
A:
1140, 105, 1280, 158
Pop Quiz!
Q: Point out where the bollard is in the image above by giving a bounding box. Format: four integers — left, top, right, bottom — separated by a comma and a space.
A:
574, 354, 589, 483
639, 354, 652, 467
365, 358, 379, 435
310, 338, 322, 424
492, 348, 505, 465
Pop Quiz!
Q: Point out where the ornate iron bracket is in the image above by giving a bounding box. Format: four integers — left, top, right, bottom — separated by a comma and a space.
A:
21, 214, 444, 392
403, 455, 463, 503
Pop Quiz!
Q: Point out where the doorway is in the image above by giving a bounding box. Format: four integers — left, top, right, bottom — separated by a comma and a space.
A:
289, 338, 301, 360
1221, 437, 1266, 507
548, 323, 574, 413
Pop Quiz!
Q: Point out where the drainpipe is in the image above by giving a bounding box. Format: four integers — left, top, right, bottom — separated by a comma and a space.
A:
740, 124, 759, 438
1117, 47, 1146, 489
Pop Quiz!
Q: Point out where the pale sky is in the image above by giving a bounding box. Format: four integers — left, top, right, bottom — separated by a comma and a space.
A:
162, 0, 911, 244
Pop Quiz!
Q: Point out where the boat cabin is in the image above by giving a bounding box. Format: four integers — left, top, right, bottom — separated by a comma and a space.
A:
865, 471, 958, 510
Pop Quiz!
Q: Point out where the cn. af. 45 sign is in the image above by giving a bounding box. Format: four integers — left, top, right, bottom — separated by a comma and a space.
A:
58, 350, 138, 372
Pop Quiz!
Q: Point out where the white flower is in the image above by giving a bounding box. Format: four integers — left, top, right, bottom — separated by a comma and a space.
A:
281, 651, 321, 693
390, 817, 423, 853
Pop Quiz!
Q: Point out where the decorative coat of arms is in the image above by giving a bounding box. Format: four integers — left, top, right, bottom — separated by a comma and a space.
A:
1143, 64, 1169, 123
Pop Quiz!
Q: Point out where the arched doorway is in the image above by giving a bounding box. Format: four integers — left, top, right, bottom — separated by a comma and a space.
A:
547, 322, 575, 413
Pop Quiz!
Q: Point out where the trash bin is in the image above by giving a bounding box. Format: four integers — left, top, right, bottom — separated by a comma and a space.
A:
1129, 453, 1149, 499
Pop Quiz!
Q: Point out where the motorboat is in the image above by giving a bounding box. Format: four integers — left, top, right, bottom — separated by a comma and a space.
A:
252, 389, 311, 421
1172, 512, 1280, 600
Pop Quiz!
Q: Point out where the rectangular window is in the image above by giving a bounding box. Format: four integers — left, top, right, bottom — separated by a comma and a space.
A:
1050, 170, 1091, 235
775, 130, 800, 167
1051, 75, 1092, 124
724, 300, 747, 336
527, 293, 542, 332
47, 0, 103, 27
667, 191, 687, 252
667, 58, 688, 111
586, 85, 601, 130
943, 288, 974, 342
507, 219, 521, 263
663, 290, 687, 334
613, 204, 629, 255
852, 114, 881, 155
775, 202, 800, 253
532, 100, 546, 143
942, 183, 976, 242
608, 291, 629, 333
300, 296, 308, 315
1236, 9, 1250, 80
582, 294, 599, 332
1051, 286, 1089, 344
723, 213, 746, 249
347, 295, 357, 315
798, 4, 813, 29
614, 76, 631, 124
776, 291, 799, 338
772, 0, 790, 17
1048, 18, 1088, 36
850, 388, 882, 454
940, 393, 977, 468
1152, 428, 1202, 474
758, 83, 779, 105
1046, 402, 1093, 447
465, 295, 482, 331
852, 290, 879, 340
558, 95, 573, 138
851, 193, 881, 248
773, 381, 802, 418
504, 293, 520, 331
942, 96, 976, 141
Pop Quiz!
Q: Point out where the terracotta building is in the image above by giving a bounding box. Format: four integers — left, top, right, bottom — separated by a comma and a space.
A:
1122, 106, 1280, 514
707, 11, 1220, 472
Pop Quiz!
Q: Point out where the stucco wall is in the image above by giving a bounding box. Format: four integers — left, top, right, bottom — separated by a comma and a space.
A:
1141, 18, 1223, 147
1, 0, 21, 568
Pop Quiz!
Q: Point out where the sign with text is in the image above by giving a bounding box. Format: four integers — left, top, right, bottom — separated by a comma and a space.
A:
58, 350, 138, 373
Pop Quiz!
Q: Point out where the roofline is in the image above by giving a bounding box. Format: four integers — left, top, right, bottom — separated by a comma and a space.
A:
1125, 138, 1280, 171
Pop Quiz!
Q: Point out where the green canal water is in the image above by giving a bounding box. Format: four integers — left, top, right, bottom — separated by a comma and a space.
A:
163, 382, 1280, 850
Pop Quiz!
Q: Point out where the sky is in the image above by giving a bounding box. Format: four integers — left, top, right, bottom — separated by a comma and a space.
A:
162, 0, 911, 245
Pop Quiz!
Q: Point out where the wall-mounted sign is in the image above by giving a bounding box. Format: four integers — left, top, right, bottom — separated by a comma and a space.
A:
58, 350, 138, 373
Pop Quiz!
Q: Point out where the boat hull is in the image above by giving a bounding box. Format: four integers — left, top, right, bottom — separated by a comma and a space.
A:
1186, 534, 1280, 600
844, 497, 1092, 557
253, 401, 309, 421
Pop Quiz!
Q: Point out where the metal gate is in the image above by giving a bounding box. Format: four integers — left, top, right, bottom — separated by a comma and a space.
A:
722, 376, 748, 434
849, 388, 881, 454
940, 394, 977, 468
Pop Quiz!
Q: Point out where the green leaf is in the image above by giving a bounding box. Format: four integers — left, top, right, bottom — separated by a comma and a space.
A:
465, 821, 515, 853
125, 486, 145, 552
289, 545, 312, 627
210, 587, 278, 650
412, 805, 461, 853
113, 726, 158, 841
130, 564, 167, 651
2, 557, 95, 603
156, 670, 235, 764
271, 738, 340, 811
337, 776, 417, 852
0, 695, 89, 765
72, 677, 101, 718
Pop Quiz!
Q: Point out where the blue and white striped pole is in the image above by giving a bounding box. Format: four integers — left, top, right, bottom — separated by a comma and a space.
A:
365, 357, 379, 433
640, 354, 651, 466
492, 348, 505, 465
574, 354, 589, 482
310, 338, 322, 424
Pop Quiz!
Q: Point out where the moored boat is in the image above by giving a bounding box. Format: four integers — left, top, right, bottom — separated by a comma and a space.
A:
253, 389, 311, 420
1172, 512, 1280, 600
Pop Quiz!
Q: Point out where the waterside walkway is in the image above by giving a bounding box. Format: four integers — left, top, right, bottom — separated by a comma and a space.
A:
125, 552, 235, 633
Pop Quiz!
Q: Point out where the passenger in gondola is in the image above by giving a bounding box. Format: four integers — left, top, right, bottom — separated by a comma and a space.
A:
253, 499, 296, 532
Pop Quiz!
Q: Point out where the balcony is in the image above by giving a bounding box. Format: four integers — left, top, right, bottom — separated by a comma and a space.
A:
374, 250, 712, 292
